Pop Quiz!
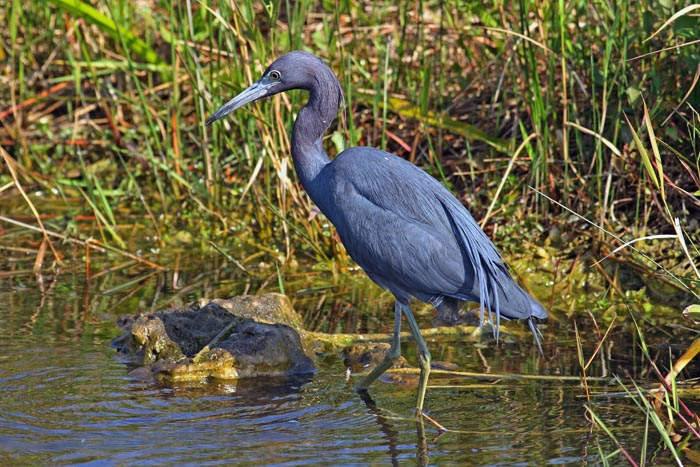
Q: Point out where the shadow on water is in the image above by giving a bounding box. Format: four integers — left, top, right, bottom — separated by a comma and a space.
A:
0, 248, 698, 466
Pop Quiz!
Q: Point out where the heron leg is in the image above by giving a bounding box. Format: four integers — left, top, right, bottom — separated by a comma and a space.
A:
401, 302, 431, 415
356, 301, 403, 391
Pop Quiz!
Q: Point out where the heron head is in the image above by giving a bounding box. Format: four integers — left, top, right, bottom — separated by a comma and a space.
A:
206, 51, 335, 125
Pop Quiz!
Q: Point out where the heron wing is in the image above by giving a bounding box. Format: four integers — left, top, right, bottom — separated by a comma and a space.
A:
318, 147, 538, 324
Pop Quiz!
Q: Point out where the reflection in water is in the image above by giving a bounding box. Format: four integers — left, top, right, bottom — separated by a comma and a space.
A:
360, 388, 450, 467
144, 373, 315, 409
358, 390, 404, 467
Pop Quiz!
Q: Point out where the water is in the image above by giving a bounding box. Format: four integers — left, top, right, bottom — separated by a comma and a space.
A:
0, 260, 693, 466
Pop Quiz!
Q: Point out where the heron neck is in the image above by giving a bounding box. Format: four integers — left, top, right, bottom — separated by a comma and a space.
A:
290, 93, 335, 192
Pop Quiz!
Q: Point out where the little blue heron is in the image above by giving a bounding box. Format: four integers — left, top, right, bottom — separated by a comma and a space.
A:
207, 51, 547, 415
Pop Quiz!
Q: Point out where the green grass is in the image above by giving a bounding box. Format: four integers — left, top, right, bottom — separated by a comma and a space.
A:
2, 1, 698, 301
578, 307, 700, 465
3, 0, 698, 259
3, 0, 699, 312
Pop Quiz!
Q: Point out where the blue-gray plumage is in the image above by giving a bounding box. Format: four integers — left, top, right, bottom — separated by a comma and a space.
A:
207, 51, 547, 415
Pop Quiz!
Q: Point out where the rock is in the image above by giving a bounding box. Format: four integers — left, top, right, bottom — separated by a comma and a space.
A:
112, 293, 315, 383
341, 343, 418, 386
195, 294, 306, 329
341, 341, 463, 387
341, 343, 409, 374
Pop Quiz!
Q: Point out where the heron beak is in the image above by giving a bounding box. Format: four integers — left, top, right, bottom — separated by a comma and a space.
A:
206, 78, 276, 125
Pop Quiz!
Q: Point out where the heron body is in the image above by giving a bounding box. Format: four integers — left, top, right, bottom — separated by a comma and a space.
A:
207, 51, 547, 414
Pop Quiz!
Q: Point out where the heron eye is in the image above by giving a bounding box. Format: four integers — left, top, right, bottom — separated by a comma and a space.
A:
269, 70, 281, 80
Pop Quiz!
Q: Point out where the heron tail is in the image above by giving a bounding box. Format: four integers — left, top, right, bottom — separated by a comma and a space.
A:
528, 317, 545, 355
438, 194, 548, 349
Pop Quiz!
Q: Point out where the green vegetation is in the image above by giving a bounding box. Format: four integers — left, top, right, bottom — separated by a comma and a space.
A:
2, 0, 696, 261
2, 0, 700, 463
